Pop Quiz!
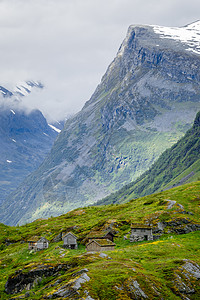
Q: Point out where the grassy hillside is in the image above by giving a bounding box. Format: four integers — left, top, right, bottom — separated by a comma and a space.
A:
96, 111, 200, 206
0, 181, 200, 299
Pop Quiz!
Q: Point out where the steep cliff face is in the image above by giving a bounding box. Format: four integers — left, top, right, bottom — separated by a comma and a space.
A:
2, 22, 200, 225
96, 111, 200, 206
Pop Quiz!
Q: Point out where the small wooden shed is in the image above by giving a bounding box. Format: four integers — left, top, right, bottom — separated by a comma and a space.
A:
86, 239, 115, 252
63, 232, 78, 249
28, 236, 49, 251
36, 237, 49, 250
28, 236, 39, 250
130, 224, 153, 242
87, 230, 115, 243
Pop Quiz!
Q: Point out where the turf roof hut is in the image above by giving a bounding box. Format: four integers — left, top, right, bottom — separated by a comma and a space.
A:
87, 230, 115, 243
36, 237, 49, 250
63, 232, 78, 249
130, 224, 153, 242
28, 236, 49, 251
28, 236, 38, 250
86, 239, 115, 252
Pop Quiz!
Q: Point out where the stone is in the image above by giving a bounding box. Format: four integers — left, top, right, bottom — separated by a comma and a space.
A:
173, 261, 200, 298
5, 262, 77, 294
167, 200, 176, 209
72, 269, 89, 277
47, 271, 91, 299
99, 253, 108, 258
127, 280, 148, 299
73, 273, 90, 290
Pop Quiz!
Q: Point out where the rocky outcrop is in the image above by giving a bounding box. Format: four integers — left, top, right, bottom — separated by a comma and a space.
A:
173, 260, 200, 299
124, 280, 148, 299
115, 277, 161, 299
46, 269, 90, 299
5, 263, 77, 295
156, 218, 200, 235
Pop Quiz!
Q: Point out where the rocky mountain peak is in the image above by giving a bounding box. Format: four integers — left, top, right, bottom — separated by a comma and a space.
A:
151, 21, 200, 55
1, 22, 200, 226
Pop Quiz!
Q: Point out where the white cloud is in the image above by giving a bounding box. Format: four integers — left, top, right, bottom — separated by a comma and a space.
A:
0, 0, 199, 121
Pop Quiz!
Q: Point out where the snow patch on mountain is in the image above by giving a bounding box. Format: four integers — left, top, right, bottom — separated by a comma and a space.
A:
48, 124, 61, 133
152, 21, 200, 55
14, 81, 44, 97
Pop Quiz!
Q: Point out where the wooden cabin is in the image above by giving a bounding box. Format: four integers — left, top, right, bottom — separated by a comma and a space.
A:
28, 236, 39, 250
36, 237, 49, 250
63, 232, 78, 249
28, 236, 49, 251
130, 225, 153, 242
86, 239, 115, 252
87, 230, 115, 243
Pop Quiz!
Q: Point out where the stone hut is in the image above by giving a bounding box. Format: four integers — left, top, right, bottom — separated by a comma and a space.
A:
63, 232, 78, 249
86, 239, 115, 252
28, 236, 49, 251
87, 230, 115, 243
130, 225, 153, 242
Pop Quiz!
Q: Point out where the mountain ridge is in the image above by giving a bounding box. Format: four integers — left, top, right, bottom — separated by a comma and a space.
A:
0, 82, 63, 203
1, 22, 200, 225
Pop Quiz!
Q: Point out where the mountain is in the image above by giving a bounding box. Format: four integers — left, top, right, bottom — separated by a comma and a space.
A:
1, 21, 200, 226
96, 111, 200, 206
0, 181, 200, 299
0, 81, 63, 203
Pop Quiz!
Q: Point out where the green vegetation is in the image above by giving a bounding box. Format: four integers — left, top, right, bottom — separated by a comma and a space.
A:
0, 181, 200, 299
97, 111, 200, 206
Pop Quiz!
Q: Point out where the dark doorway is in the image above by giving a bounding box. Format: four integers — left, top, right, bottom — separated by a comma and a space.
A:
144, 235, 148, 241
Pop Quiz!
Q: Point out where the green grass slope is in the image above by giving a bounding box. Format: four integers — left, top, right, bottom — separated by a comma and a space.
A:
97, 111, 200, 206
0, 181, 200, 299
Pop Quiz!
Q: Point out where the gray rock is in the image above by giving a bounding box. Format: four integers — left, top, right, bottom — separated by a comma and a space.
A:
73, 273, 90, 290
173, 260, 200, 297
99, 253, 108, 258
157, 222, 166, 230
183, 262, 200, 279
166, 200, 176, 209
128, 280, 148, 299
47, 272, 91, 299
5, 262, 77, 294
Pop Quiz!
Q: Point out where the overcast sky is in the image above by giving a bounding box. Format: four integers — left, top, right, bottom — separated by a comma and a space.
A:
0, 0, 199, 121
